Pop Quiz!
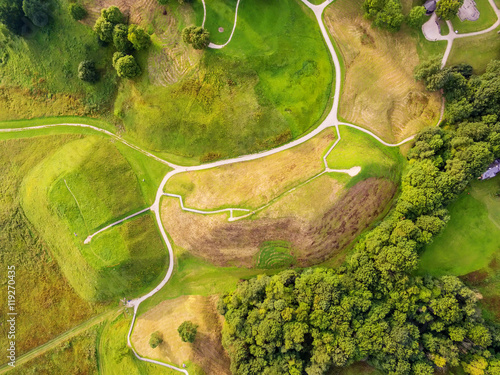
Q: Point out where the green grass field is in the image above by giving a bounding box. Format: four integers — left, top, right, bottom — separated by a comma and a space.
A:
115, 0, 333, 160
451, 0, 498, 33
100, 314, 181, 375
9, 325, 101, 374
0, 136, 108, 362
256, 241, 296, 269
419, 176, 500, 276
326, 125, 405, 185
21, 136, 167, 301
0, 0, 117, 120
447, 26, 500, 73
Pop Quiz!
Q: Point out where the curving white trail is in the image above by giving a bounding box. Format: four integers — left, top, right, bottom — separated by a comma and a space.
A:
0, 0, 418, 372
204, 0, 243, 49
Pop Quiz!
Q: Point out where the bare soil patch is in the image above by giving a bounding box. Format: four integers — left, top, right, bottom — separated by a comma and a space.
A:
132, 295, 230, 374
161, 177, 397, 267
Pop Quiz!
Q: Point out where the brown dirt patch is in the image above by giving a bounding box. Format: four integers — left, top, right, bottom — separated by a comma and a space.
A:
460, 269, 490, 286
161, 177, 397, 267
132, 295, 230, 374
481, 295, 500, 320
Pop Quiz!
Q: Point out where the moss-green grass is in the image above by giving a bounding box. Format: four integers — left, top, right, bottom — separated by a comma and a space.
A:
99, 314, 180, 375
256, 241, 296, 269
451, 0, 498, 33
115, 0, 333, 159
326, 125, 406, 185
9, 325, 101, 374
0, 136, 109, 362
447, 26, 500, 73
418, 176, 500, 276
21, 136, 167, 301
0, 0, 117, 120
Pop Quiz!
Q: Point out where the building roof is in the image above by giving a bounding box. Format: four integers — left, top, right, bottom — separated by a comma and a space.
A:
481, 160, 500, 180
424, 0, 437, 12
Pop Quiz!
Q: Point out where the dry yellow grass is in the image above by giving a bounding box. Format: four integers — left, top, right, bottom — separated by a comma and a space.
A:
165, 128, 337, 210
325, 0, 441, 142
161, 176, 396, 267
131, 295, 230, 375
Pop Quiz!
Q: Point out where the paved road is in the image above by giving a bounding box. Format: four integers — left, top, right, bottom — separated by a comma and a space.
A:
422, 0, 500, 67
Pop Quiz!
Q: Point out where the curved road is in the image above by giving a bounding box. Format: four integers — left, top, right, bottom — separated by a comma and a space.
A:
422, 0, 500, 67
0, 0, 418, 373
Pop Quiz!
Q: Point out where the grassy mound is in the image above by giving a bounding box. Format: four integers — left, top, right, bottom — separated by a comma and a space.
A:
114, 0, 333, 159
256, 241, 296, 269
0, 136, 105, 361
21, 136, 167, 301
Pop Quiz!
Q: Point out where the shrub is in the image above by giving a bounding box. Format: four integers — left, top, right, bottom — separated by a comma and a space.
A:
128, 24, 151, 50
114, 54, 141, 78
69, 3, 87, 21
182, 26, 210, 49
149, 331, 163, 348
78, 60, 99, 83
407, 6, 427, 28
113, 23, 132, 53
177, 321, 198, 343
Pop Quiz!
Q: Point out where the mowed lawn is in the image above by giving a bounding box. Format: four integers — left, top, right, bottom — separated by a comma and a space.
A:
419, 176, 500, 276
451, 0, 498, 33
21, 136, 167, 301
447, 26, 500, 73
115, 0, 333, 160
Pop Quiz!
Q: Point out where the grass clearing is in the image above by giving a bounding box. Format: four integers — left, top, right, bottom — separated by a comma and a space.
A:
0, 136, 107, 362
256, 241, 297, 269
447, 26, 500, 73
325, 0, 442, 143
21, 136, 167, 301
451, 0, 498, 33
418, 176, 500, 276
132, 295, 230, 375
114, 0, 333, 159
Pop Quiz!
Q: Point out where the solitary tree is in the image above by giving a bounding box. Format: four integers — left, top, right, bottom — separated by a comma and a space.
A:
128, 24, 151, 50
114, 54, 141, 78
78, 60, 99, 83
149, 331, 163, 349
69, 3, 87, 21
177, 321, 198, 343
407, 6, 427, 28
435, 0, 463, 20
182, 26, 210, 49
101, 5, 124, 24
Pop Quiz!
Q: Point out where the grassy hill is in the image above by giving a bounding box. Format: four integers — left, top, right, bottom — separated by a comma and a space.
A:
20, 136, 167, 301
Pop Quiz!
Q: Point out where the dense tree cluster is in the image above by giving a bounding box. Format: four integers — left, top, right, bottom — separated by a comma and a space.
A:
93, 6, 150, 79
406, 6, 427, 29
220, 64, 500, 375
363, 0, 404, 32
0, 0, 51, 34
220, 270, 500, 375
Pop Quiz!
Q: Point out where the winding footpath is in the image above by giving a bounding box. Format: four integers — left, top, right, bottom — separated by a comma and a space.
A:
0, 0, 419, 372
422, 0, 500, 67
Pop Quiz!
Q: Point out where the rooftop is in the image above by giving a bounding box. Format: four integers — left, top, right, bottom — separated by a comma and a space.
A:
481, 160, 500, 180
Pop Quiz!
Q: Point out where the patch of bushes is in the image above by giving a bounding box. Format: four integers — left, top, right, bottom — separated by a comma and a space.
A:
78, 60, 98, 83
